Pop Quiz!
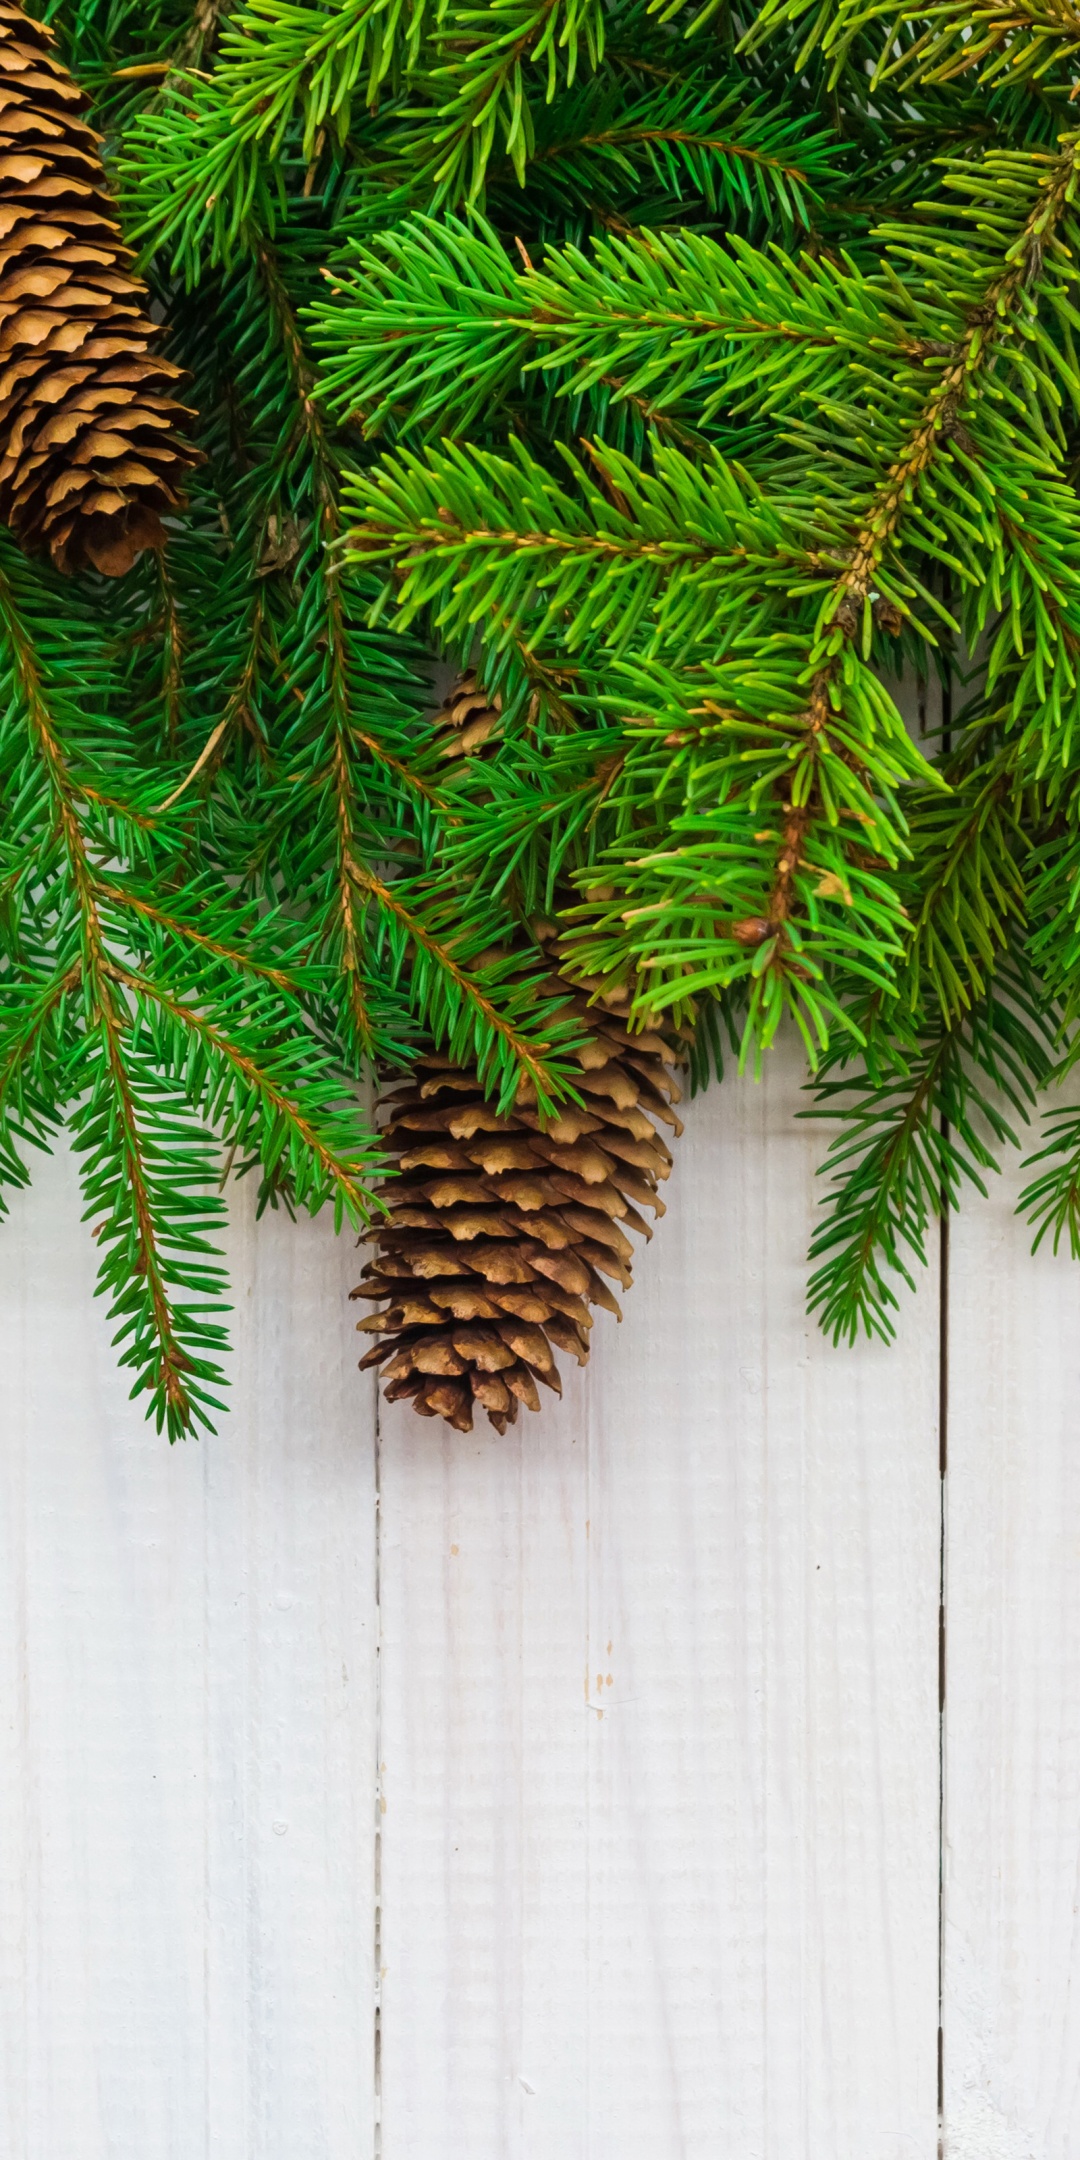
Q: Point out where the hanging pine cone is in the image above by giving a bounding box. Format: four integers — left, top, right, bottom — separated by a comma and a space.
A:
0, 0, 200, 576
352, 974, 683, 1433
429, 669, 502, 759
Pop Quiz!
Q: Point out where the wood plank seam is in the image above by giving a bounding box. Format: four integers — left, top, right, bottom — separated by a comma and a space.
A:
375, 1385, 384, 2160
938, 1196, 949, 2160
937, 661, 952, 2160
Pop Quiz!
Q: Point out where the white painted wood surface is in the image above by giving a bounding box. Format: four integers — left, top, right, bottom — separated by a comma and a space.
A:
377, 1041, 941, 2160
0, 1143, 377, 2160
6, 1038, 1079, 2157
944, 1108, 1080, 2160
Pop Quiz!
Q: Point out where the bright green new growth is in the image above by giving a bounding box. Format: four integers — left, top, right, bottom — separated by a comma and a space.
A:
6, 0, 1080, 1431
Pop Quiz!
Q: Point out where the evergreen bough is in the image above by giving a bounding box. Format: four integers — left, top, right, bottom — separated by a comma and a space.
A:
4, 0, 1080, 1433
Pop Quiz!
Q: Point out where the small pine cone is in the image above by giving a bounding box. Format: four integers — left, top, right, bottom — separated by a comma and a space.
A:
0, 0, 201, 576
430, 670, 502, 760
352, 982, 683, 1434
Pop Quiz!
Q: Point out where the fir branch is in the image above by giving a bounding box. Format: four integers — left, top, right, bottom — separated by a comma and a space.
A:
120, 70, 283, 284
519, 75, 835, 231
0, 577, 223, 1436
806, 956, 1057, 1341
249, 231, 365, 1036
0, 537, 385, 1436
15, 0, 1080, 1404
348, 856, 587, 1112
748, 0, 1080, 94
342, 432, 801, 658
93, 880, 301, 993
901, 752, 1029, 1020
422, 0, 610, 206
218, 0, 433, 155
311, 211, 907, 437
744, 134, 1080, 1057
110, 963, 381, 1230
1018, 1094, 1080, 1257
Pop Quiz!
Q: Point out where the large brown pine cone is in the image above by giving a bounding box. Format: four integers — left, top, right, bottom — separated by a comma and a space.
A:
352, 978, 683, 1433
0, 0, 200, 575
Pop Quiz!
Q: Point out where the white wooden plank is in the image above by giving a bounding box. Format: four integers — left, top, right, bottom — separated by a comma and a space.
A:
377, 1036, 941, 2159
0, 1141, 377, 2160
943, 1093, 1080, 2159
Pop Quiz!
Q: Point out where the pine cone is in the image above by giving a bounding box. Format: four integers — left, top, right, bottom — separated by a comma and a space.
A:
352, 977, 683, 1433
0, 0, 200, 576
430, 670, 502, 759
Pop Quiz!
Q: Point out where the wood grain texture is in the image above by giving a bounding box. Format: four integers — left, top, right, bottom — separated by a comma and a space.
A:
377, 1040, 942, 2160
0, 1142, 377, 2160
943, 1108, 1080, 2159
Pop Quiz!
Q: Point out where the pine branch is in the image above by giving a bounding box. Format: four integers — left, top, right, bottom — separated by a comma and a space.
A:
247, 235, 454, 1064
342, 432, 800, 656
0, 531, 385, 1436
311, 211, 907, 439
350, 858, 589, 1112
901, 751, 1030, 1020
557, 672, 919, 1055
111, 964, 381, 1228
14, 0, 1080, 1410
748, 0, 1080, 94
120, 70, 282, 284
252, 236, 379, 1058
1, 586, 225, 1432
740, 137, 1080, 1056
1018, 1091, 1080, 1257
516, 74, 837, 233
218, 0, 433, 155
806, 955, 1057, 1342
420, 0, 610, 205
